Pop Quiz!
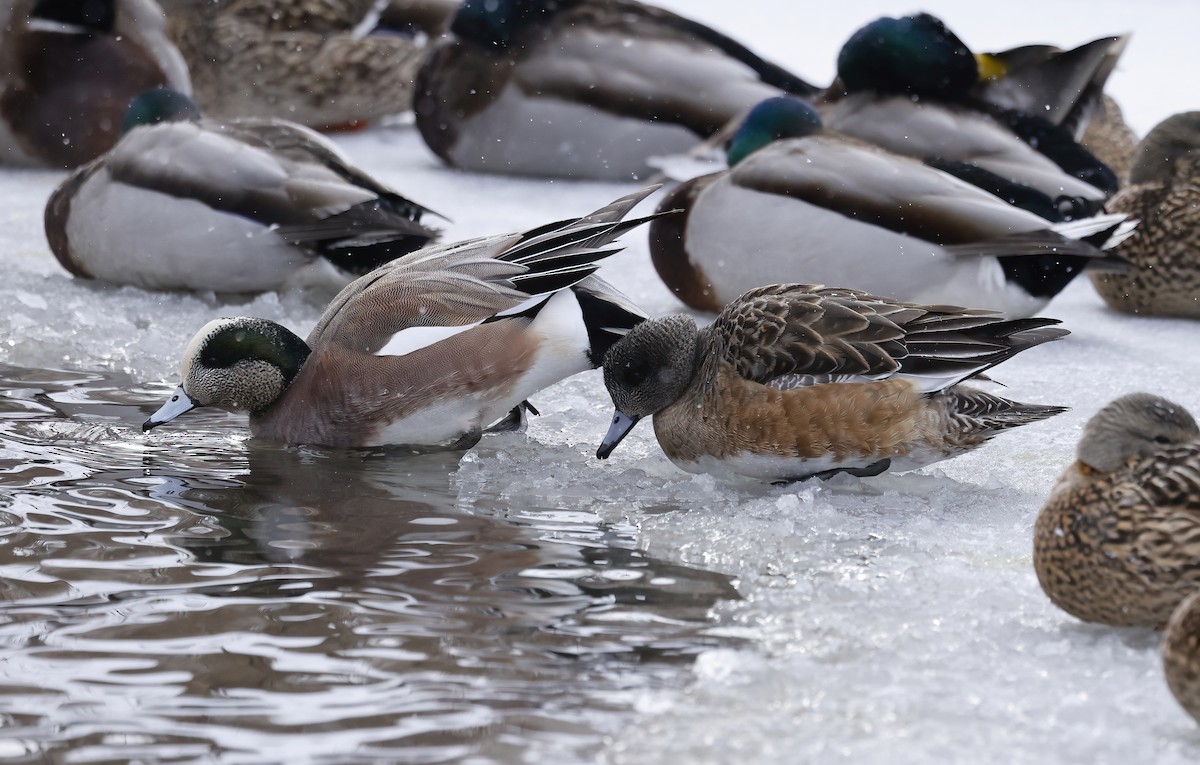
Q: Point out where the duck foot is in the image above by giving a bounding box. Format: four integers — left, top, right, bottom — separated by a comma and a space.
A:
775, 459, 893, 485
485, 400, 540, 434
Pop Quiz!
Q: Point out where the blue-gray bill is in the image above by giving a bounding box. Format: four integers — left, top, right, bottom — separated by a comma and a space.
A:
143, 386, 198, 432
596, 411, 640, 459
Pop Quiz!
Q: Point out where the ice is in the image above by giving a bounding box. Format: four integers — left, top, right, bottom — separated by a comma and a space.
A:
1, 0, 1200, 762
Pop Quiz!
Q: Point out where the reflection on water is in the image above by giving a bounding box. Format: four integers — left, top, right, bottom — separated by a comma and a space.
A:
0, 365, 738, 763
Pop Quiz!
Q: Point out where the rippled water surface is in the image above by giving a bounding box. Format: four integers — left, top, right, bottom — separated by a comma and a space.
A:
0, 365, 737, 763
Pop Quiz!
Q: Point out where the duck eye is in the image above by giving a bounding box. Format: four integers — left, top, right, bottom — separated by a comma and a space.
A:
622, 362, 649, 387
1154, 435, 1172, 445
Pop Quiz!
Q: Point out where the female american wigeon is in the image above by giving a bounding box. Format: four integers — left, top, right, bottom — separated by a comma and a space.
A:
0, 0, 190, 168
650, 97, 1133, 319
45, 89, 439, 293
1090, 112, 1200, 318
595, 283, 1068, 482
412, 0, 818, 181
161, 0, 455, 129
1165, 591, 1200, 725
820, 13, 1122, 215
1034, 393, 1200, 627
143, 187, 657, 449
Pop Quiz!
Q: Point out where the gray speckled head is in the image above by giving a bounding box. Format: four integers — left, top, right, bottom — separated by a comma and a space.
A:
1130, 111, 1200, 184
1077, 392, 1199, 472
144, 317, 311, 432
601, 315, 701, 419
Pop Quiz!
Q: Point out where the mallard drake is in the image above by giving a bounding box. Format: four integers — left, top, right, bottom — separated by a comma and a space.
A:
649, 97, 1133, 318
1090, 112, 1200, 318
0, 0, 191, 167
596, 283, 1068, 482
820, 13, 1122, 215
143, 187, 656, 448
160, 0, 455, 129
1033, 393, 1200, 627
412, 0, 818, 180
45, 89, 439, 293
1164, 590, 1200, 725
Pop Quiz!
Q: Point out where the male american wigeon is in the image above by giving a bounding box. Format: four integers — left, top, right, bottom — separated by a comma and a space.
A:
1034, 393, 1200, 627
1165, 591, 1200, 725
819, 13, 1123, 215
143, 187, 657, 449
649, 97, 1133, 319
1090, 112, 1200, 318
596, 283, 1068, 482
0, 0, 190, 168
161, 0, 456, 129
412, 0, 818, 181
45, 89, 439, 293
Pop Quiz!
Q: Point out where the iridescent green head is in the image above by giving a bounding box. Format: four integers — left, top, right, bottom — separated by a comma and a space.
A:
837, 13, 977, 100
726, 97, 823, 166
121, 88, 202, 135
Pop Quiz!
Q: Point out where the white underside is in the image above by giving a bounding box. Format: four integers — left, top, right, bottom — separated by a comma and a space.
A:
685, 181, 1047, 317
671, 444, 951, 482
65, 173, 347, 292
449, 85, 701, 181
363, 289, 594, 447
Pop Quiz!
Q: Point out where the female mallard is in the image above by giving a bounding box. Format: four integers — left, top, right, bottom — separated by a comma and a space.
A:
1034, 393, 1200, 627
1090, 112, 1200, 318
649, 97, 1132, 319
1164, 591, 1200, 725
596, 283, 1067, 482
413, 0, 817, 180
45, 89, 439, 293
144, 188, 654, 448
0, 0, 190, 167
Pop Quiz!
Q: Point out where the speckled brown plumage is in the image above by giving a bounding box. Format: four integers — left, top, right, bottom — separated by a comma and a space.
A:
1088, 112, 1200, 318
1081, 95, 1138, 184
1165, 590, 1200, 724
1034, 397, 1200, 627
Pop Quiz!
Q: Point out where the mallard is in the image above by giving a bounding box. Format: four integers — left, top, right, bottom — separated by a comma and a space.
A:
1090, 112, 1200, 318
412, 0, 818, 180
160, 0, 455, 129
0, 0, 191, 167
143, 187, 655, 448
1164, 590, 1200, 725
820, 13, 1124, 216
1034, 393, 1200, 627
649, 97, 1133, 318
595, 283, 1067, 482
45, 88, 439, 293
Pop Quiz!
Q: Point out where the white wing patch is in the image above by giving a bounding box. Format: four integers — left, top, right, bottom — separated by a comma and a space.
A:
373, 294, 552, 359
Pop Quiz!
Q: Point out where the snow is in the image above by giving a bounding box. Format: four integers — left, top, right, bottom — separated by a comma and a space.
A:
2, 1, 1200, 763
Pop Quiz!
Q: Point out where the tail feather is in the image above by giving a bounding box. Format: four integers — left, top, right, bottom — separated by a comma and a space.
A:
943, 386, 1068, 436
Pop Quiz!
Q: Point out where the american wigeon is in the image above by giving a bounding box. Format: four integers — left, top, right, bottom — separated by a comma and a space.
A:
412, 0, 818, 180
649, 97, 1133, 319
45, 89, 439, 293
1034, 393, 1200, 627
820, 13, 1122, 215
1090, 112, 1200, 318
595, 283, 1068, 482
1165, 591, 1200, 725
161, 0, 455, 129
0, 0, 191, 168
143, 187, 657, 448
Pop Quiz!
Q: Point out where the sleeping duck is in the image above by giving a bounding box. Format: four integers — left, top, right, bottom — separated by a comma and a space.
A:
649, 97, 1133, 318
45, 89, 439, 293
413, 0, 818, 180
0, 0, 191, 168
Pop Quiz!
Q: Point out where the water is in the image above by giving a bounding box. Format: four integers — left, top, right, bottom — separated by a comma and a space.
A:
0, 365, 737, 764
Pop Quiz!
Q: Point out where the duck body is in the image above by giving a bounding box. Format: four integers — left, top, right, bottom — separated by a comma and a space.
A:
1033, 393, 1200, 627
651, 130, 1131, 318
414, 0, 816, 180
144, 188, 655, 448
46, 107, 438, 293
597, 284, 1068, 482
0, 0, 190, 167
1165, 591, 1200, 725
1090, 112, 1200, 318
